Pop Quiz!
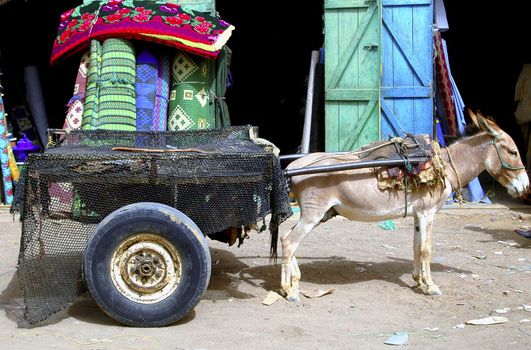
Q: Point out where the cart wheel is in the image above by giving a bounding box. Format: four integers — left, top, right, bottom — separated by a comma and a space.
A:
83, 202, 211, 327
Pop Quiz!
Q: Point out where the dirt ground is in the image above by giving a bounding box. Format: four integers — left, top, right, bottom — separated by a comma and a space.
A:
0, 190, 530, 349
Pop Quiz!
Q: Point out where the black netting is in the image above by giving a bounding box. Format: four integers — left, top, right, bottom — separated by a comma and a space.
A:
12, 126, 292, 325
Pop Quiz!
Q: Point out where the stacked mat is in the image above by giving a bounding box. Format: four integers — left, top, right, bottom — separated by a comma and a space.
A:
51, 0, 234, 64
56, 1, 235, 134
135, 50, 170, 131
68, 42, 228, 132
82, 38, 137, 131
168, 51, 215, 131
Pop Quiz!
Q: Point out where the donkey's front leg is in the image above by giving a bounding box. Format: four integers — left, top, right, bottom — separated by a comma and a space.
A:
280, 250, 296, 301
280, 218, 316, 302
280, 255, 302, 302
412, 215, 424, 289
412, 210, 442, 296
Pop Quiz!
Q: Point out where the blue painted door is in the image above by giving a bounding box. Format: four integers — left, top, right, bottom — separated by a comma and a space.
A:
381, 0, 433, 139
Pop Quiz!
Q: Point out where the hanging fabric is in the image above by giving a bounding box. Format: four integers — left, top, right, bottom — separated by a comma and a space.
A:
434, 30, 457, 137
214, 46, 232, 128
438, 34, 489, 203
63, 51, 90, 131
7, 143, 19, 183
53, 52, 90, 215
434, 84, 450, 135
434, 0, 449, 32
0, 95, 13, 204
441, 39, 467, 136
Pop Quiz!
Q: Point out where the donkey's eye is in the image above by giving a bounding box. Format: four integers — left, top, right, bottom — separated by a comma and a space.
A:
509, 150, 518, 157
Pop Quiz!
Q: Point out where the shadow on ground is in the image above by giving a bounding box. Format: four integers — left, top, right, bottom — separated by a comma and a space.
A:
464, 225, 531, 249
0, 248, 471, 328
236, 255, 471, 294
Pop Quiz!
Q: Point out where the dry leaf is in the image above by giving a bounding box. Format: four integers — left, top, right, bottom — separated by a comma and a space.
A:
301, 288, 335, 299
494, 308, 510, 314
466, 316, 508, 325
262, 291, 282, 306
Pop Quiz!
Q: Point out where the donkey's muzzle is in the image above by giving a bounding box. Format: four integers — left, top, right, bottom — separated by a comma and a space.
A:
508, 171, 530, 198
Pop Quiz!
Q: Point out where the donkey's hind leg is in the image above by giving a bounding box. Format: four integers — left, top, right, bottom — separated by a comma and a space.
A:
280, 213, 321, 302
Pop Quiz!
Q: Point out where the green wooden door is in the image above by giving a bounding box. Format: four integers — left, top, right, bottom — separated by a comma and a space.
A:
325, 0, 382, 152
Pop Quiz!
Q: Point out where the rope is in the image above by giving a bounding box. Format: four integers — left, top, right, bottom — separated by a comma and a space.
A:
111, 147, 210, 153
398, 153, 414, 218
403, 174, 409, 218
445, 147, 464, 205
171, 81, 209, 87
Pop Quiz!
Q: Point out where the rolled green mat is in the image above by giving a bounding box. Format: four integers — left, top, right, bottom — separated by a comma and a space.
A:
81, 40, 102, 130
82, 38, 136, 131
96, 38, 136, 130
168, 51, 215, 131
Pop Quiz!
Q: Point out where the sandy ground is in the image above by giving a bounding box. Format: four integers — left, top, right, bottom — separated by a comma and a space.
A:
0, 194, 530, 349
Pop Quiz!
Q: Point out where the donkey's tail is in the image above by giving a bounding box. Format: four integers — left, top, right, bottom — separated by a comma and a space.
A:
269, 226, 278, 263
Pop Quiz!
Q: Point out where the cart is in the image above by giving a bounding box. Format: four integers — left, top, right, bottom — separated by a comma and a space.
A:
12, 127, 431, 327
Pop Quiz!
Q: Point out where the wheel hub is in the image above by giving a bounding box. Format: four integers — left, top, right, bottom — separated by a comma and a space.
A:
125, 250, 167, 293
111, 234, 182, 304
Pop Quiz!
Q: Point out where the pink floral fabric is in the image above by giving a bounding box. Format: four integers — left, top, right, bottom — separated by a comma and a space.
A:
51, 1, 233, 64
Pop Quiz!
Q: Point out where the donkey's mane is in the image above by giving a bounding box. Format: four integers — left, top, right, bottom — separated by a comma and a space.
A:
446, 124, 485, 145
447, 112, 499, 145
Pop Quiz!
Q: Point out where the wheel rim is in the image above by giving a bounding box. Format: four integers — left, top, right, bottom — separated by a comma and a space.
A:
110, 234, 182, 304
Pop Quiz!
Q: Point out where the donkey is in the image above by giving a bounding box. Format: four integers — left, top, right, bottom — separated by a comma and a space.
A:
280, 110, 529, 301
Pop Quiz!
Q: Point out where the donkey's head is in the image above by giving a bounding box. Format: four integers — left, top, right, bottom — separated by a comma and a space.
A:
468, 109, 529, 197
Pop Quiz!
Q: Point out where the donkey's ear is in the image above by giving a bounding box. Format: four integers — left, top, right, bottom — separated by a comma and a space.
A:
468, 108, 480, 128
476, 110, 502, 136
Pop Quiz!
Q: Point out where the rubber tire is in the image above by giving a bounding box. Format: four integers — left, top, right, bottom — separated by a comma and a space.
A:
83, 202, 211, 327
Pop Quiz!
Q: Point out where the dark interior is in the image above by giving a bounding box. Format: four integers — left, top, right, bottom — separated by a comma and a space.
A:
443, 1, 531, 154
0, 0, 529, 156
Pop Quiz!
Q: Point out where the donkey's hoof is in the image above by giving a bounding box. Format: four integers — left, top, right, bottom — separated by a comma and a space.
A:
427, 285, 442, 296
414, 283, 427, 294
286, 293, 301, 303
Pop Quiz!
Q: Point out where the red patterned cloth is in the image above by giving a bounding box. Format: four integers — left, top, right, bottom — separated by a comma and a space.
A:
434, 30, 457, 137
51, 1, 234, 64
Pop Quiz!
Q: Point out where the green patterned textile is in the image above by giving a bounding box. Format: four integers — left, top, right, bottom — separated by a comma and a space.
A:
168, 51, 215, 131
214, 46, 231, 128
81, 40, 102, 129
82, 38, 136, 131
